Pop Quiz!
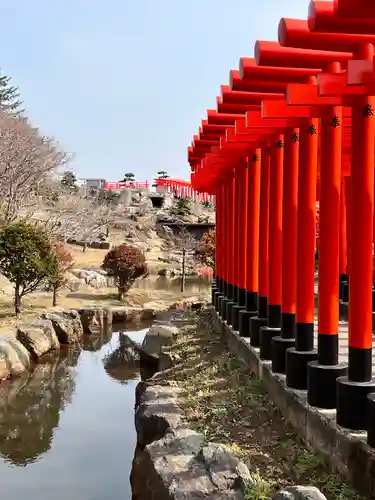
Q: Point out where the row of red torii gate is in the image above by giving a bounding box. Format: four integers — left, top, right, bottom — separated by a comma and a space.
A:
188, 0, 375, 445
103, 178, 214, 203
154, 178, 215, 203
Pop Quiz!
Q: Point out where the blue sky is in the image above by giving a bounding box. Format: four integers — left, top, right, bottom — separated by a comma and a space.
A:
1, 0, 309, 182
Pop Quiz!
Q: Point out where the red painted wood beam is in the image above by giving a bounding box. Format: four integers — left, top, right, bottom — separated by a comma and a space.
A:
245, 110, 301, 129
194, 46, 356, 187
346, 60, 375, 86
199, 133, 224, 142
334, 0, 375, 18
308, 1, 375, 34
193, 139, 219, 149
221, 85, 283, 104
207, 110, 243, 125
279, 18, 375, 53
202, 120, 231, 134
230, 70, 289, 93
255, 40, 352, 69
216, 97, 259, 114
262, 99, 323, 119
287, 82, 359, 109
318, 72, 375, 96
240, 57, 321, 81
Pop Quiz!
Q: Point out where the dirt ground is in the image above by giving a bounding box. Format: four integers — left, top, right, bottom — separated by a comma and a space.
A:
66, 227, 176, 273
150, 309, 366, 500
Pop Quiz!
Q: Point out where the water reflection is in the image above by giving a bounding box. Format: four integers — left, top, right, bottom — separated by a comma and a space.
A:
0, 323, 150, 500
103, 332, 140, 384
81, 328, 113, 352
134, 275, 211, 293
0, 349, 79, 466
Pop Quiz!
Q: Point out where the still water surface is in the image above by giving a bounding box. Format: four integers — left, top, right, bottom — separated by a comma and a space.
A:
133, 275, 211, 293
0, 324, 151, 500
0, 278, 211, 500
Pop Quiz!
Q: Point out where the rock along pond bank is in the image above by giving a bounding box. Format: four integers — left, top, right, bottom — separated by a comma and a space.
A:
132, 308, 367, 500
0, 303, 367, 500
0, 319, 151, 500
0, 297, 205, 500
0, 296, 206, 382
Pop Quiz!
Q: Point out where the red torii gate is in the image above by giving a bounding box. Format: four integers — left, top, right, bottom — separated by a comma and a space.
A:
154, 177, 214, 204
187, 0, 375, 453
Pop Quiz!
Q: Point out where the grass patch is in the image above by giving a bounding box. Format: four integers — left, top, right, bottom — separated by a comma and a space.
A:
154, 309, 366, 500
245, 470, 274, 500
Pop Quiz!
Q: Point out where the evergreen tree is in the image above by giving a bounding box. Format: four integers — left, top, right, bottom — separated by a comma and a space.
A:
0, 222, 57, 313
157, 171, 169, 179
60, 171, 78, 193
0, 73, 23, 114
172, 197, 191, 216
122, 172, 135, 182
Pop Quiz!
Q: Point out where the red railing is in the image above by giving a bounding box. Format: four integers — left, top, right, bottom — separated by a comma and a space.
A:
154, 178, 215, 204
104, 181, 150, 190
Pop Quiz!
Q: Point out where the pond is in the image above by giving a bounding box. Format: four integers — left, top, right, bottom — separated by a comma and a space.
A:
133, 275, 211, 293
0, 322, 152, 500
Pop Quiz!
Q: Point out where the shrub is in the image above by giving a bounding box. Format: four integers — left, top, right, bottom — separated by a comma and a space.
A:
195, 229, 215, 270
101, 244, 148, 300
0, 222, 57, 313
48, 241, 75, 306
172, 197, 191, 216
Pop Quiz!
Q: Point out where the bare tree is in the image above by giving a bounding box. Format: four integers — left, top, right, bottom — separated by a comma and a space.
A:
172, 225, 198, 292
0, 111, 71, 226
34, 194, 116, 247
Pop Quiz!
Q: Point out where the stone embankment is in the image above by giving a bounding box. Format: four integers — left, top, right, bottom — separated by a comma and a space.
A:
0, 299, 207, 383
130, 311, 327, 500
66, 238, 110, 250
131, 313, 251, 499
132, 383, 252, 499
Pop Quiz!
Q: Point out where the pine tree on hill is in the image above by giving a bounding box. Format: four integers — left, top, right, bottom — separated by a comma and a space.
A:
122, 172, 135, 182
0, 73, 24, 115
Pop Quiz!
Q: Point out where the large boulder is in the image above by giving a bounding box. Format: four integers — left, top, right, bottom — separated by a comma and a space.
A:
135, 385, 183, 448
132, 383, 251, 499
0, 354, 9, 380
17, 320, 60, 358
162, 193, 173, 209
158, 350, 181, 371
157, 224, 175, 240
70, 269, 108, 288
111, 306, 130, 323
139, 195, 153, 211
156, 212, 180, 224
141, 323, 179, 361
87, 272, 107, 289
75, 307, 112, 333
76, 308, 102, 333
131, 430, 250, 500
71, 268, 90, 280
41, 311, 83, 344
140, 308, 156, 320
65, 276, 86, 291
0, 337, 31, 377
272, 486, 327, 500
119, 189, 132, 206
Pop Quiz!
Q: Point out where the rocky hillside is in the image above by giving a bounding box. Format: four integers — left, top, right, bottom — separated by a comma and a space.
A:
0, 190, 215, 296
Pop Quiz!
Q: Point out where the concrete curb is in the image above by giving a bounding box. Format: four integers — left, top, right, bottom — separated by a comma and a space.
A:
213, 310, 375, 499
